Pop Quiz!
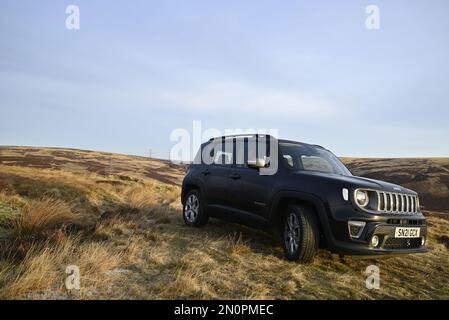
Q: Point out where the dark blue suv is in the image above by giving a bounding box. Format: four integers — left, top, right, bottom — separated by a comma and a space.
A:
181, 134, 427, 263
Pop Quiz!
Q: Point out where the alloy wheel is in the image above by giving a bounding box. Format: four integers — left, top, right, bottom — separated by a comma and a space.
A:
284, 212, 300, 254
184, 194, 199, 223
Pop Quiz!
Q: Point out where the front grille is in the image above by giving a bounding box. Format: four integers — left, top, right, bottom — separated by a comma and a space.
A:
387, 219, 424, 225
377, 191, 419, 214
383, 238, 421, 249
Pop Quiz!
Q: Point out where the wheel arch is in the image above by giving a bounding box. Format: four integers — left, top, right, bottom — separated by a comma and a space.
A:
182, 174, 210, 205
268, 191, 333, 245
181, 183, 202, 204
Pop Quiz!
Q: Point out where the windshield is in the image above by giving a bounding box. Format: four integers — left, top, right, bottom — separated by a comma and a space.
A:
280, 143, 352, 176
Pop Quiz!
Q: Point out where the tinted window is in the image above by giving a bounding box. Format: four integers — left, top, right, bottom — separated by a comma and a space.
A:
280, 143, 352, 176
234, 137, 271, 168
214, 150, 233, 165
210, 139, 234, 166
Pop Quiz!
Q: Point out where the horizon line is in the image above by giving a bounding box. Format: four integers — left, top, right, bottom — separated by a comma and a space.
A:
1, 144, 449, 160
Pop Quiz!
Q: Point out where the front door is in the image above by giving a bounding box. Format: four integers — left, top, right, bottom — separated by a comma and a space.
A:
235, 167, 275, 218
228, 138, 276, 218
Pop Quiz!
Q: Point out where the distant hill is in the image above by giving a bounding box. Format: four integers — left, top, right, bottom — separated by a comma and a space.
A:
342, 157, 449, 213
0, 146, 185, 186
0, 146, 447, 213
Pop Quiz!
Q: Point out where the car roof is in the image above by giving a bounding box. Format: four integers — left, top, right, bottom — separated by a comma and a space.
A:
278, 139, 325, 150
202, 136, 326, 151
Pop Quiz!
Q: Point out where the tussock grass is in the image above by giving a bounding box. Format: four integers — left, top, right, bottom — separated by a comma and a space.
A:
0, 197, 90, 261
226, 232, 252, 256
6, 198, 81, 237
124, 185, 158, 211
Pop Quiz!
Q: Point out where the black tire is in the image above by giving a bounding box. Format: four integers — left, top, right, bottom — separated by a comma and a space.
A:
183, 190, 209, 227
282, 204, 319, 263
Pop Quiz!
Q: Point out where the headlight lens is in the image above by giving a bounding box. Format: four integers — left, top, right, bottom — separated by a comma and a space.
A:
355, 190, 369, 207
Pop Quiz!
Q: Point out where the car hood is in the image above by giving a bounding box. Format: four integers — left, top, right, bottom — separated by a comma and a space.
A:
294, 171, 417, 195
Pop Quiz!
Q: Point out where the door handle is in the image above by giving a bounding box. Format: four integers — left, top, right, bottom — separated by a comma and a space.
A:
201, 169, 211, 175
229, 173, 241, 180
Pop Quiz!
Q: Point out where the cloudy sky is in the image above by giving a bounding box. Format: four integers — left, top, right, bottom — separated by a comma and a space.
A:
1, 0, 448, 158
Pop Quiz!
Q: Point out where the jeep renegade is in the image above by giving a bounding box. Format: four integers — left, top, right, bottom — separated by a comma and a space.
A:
181, 134, 427, 263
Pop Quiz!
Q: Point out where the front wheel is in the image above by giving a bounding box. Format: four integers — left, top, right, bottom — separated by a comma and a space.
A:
183, 190, 209, 227
282, 205, 319, 263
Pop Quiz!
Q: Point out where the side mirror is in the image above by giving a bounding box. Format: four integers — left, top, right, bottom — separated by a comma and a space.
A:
248, 158, 269, 169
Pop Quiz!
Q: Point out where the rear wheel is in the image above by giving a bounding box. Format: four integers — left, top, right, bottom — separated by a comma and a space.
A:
183, 190, 208, 227
282, 205, 319, 263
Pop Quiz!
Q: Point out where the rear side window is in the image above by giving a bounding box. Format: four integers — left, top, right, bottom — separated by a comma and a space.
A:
196, 136, 273, 168
213, 150, 233, 165
210, 139, 234, 166
194, 141, 233, 166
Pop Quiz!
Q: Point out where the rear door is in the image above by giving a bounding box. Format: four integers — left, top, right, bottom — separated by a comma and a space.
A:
202, 140, 234, 209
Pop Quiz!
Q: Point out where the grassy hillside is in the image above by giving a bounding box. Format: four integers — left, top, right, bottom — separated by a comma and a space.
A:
0, 146, 448, 299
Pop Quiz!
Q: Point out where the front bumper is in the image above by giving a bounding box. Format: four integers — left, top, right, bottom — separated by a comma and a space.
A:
330, 223, 428, 256
324, 205, 428, 256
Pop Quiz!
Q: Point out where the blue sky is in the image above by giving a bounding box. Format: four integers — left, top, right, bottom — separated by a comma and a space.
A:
1, 0, 449, 158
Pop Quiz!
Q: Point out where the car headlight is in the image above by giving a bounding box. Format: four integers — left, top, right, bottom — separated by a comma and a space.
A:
355, 190, 369, 207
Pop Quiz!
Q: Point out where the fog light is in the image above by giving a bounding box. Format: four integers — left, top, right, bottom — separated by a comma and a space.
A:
371, 235, 380, 247
421, 236, 426, 246
348, 221, 366, 238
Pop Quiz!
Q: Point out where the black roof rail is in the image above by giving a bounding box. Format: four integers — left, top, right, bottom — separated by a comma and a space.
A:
208, 133, 273, 141
278, 139, 326, 150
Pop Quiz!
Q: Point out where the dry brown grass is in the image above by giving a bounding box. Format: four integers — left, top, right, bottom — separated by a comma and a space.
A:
0, 147, 449, 300
0, 235, 124, 299
226, 232, 252, 256
0, 195, 92, 261
6, 198, 81, 237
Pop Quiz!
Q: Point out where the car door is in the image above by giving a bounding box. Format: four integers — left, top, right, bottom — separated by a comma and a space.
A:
237, 166, 276, 218
202, 141, 234, 210
228, 138, 276, 218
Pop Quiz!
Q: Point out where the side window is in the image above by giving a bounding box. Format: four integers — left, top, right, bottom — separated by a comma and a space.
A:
213, 150, 233, 165
246, 138, 271, 167
235, 138, 268, 168
205, 139, 234, 166
208, 137, 272, 168
235, 139, 246, 167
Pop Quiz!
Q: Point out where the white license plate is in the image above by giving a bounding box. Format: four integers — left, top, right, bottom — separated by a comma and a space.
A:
394, 227, 420, 238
